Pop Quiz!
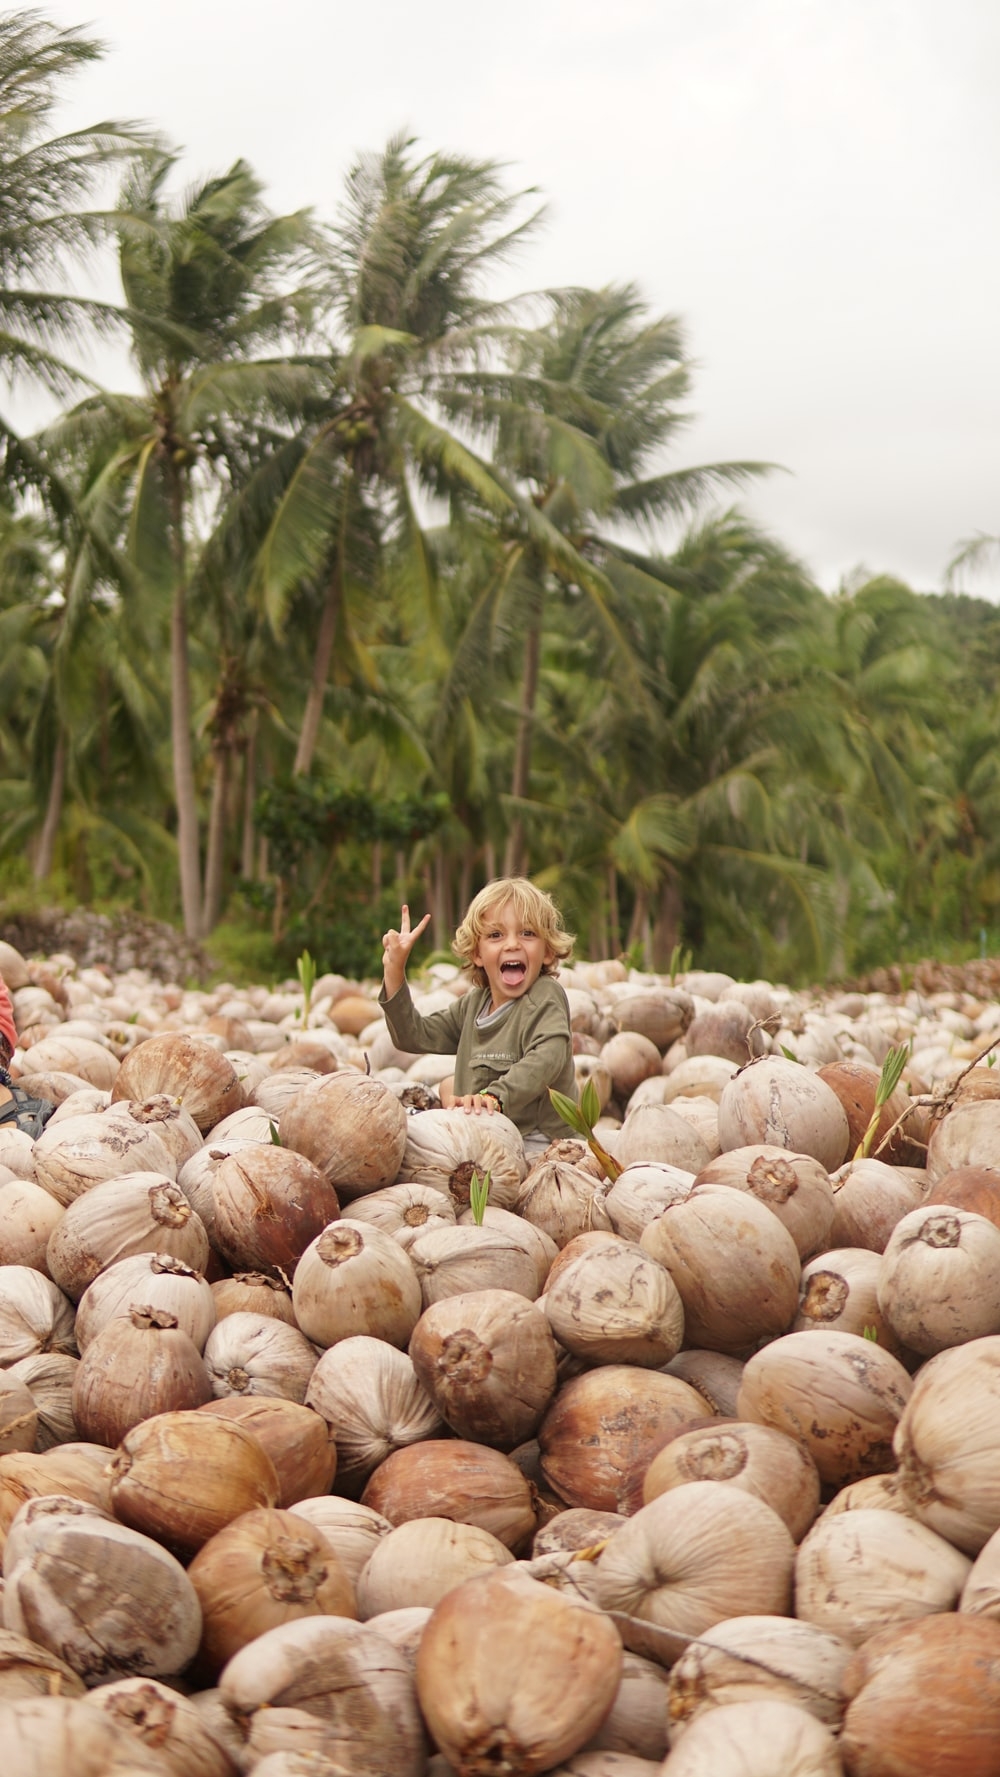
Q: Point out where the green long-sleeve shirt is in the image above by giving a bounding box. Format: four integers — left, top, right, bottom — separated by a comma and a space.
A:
378, 973, 576, 1142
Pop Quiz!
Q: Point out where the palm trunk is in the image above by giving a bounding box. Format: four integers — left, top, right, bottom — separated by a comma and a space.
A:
294, 560, 341, 777
202, 743, 230, 935
503, 593, 543, 878
651, 871, 684, 972
607, 863, 620, 957
241, 711, 258, 878
33, 727, 67, 880
168, 464, 203, 939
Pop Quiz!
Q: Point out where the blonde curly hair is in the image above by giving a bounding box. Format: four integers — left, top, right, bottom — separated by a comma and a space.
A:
454, 877, 574, 989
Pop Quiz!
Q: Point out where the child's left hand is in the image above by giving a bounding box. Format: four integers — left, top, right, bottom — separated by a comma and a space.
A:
452, 1093, 500, 1116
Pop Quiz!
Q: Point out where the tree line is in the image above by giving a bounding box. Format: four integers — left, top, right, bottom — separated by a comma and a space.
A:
1, 9, 997, 984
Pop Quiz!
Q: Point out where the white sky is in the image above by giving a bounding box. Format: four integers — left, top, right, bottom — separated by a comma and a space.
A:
38, 0, 1000, 596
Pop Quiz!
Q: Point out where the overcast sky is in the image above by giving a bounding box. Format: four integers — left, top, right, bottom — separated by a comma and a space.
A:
40, 0, 1000, 596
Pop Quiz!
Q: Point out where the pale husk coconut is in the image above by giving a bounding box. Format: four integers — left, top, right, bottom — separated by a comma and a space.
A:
186, 1506, 356, 1671
361, 1438, 537, 1551
877, 1205, 1000, 1354
717, 1060, 850, 1171
639, 1185, 800, 1356
278, 1073, 408, 1199
305, 1335, 443, 1495
75, 1252, 215, 1353
642, 1420, 820, 1541
693, 1145, 835, 1259
615, 1105, 711, 1174
593, 1482, 795, 1646
202, 1311, 319, 1404
397, 1107, 526, 1211
346, 1182, 456, 1252
600, 1031, 663, 1102
15, 1037, 117, 1092
580, 1649, 670, 1762
81, 1676, 236, 1776
292, 1220, 422, 1350
603, 1163, 694, 1241
795, 1506, 971, 1647
659, 1698, 842, 1776
0, 1373, 37, 1455
893, 1335, 1000, 1553
211, 1271, 297, 1325
456, 1205, 557, 1293
829, 1158, 927, 1252
611, 987, 693, 1050
0, 1445, 114, 1551
738, 1329, 913, 1487
30, 1104, 181, 1206
356, 1515, 514, 1618
2, 1511, 202, 1683
46, 1172, 209, 1301
0, 1268, 76, 1364
926, 1099, 1000, 1185
416, 1565, 623, 1777
794, 1246, 906, 1358
409, 1222, 542, 1306
666, 1614, 852, 1737
111, 1034, 243, 1133
539, 1367, 711, 1513
0, 1180, 64, 1274
662, 1350, 745, 1417
839, 1614, 1000, 1777
71, 1306, 212, 1445
515, 1150, 613, 1248
287, 1496, 392, 1588
0, 1694, 172, 1775
6, 1353, 78, 1450
543, 1241, 685, 1368
0, 1625, 85, 1699
408, 1289, 557, 1448
217, 1614, 425, 1775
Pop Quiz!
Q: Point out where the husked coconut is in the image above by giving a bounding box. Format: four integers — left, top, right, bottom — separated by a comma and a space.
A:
539, 1367, 710, 1513
362, 1439, 536, 1552
346, 1182, 456, 1252
356, 1515, 514, 1618
829, 1158, 927, 1252
640, 1185, 800, 1356
186, 1506, 356, 1671
642, 1420, 820, 1541
278, 1074, 408, 1199
75, 1252, 215, 1352
893, 1336, 1000, 1553
306, 1336, 443, 1494
738, 1329, 912, 1487
840, 1615, 1000, 1777
409, 1289, 557, 1448
218, 1615, 425, 1774
877, 1206, 1000, 1354
198, 1395, 336, 1506
717, 1060, 850, 1171
111, 1034, 243, 1132
794, 1247, 907, 1359
666, 1614, 852, 1737
293, 1220, 421, 1350
0, 1268, 76, 1365
287, 1495, 392, 1588
794, 1506, 971, 1647
203, 1311, 319, 1403
0, 1180, 64, 1274
397, 1107, 526, 1211
693, 1145, 834, 1259
543, 1241, 684, 1369
416, 1566, 623, 1777
616, 1104, 711, 1173
604, 1163, 694, 1241
593, 1482, 795, 1644
659, 1698, 842, 1775
46, 1172, 209, 1299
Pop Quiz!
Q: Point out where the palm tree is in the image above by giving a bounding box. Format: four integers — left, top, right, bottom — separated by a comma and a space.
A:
251, 135, 632, 783
0, 10, 143, 465
437, 283, 770, 875
50, 152, 320, 936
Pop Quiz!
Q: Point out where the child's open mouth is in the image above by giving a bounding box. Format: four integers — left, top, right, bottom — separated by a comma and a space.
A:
500, 961, 527, 985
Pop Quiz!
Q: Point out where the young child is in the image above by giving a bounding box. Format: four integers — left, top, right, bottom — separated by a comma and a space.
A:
379, 876, 577, 1156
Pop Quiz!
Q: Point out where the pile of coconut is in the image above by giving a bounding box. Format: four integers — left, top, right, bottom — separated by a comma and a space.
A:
3, 935, 1000, 1776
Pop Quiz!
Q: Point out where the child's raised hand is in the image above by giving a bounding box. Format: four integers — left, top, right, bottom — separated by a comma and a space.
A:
382, 904, 431, 994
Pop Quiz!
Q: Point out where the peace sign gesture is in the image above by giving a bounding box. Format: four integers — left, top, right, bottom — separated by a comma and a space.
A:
382, 903, 431, 997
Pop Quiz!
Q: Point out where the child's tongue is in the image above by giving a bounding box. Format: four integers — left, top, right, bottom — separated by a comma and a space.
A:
500, 960, 526, 984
